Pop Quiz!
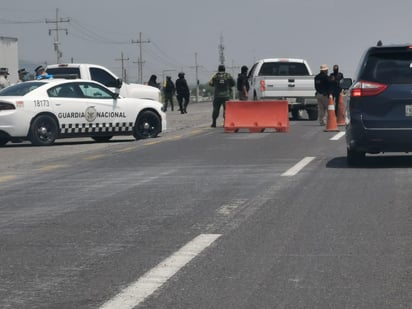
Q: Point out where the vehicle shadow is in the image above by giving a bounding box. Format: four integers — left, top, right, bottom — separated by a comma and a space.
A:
327, 155, 412, 169
2, 138, 136, 148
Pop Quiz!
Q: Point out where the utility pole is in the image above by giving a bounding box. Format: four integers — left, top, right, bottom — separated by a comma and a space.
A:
194, 52, 200, 103
131, 32, 150, 84
190, 52, 203, 103
115, 51, 129, 81
46, 8, 70, 63
218, 34, 225, 66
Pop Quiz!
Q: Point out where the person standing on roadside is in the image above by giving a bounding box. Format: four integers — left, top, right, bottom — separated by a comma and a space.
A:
236, 65, 250, 100
209, 64, 235, 127
329, 64, 344, 117
147, 74, 160, 89
314, 64, 332, 126
0, 68, 11, 89
175, 72, 190, 114
17, 68, 29, 83
163, 76, 175, 112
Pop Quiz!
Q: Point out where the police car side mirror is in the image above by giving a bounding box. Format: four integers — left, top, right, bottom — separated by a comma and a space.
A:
115, 78, 123, 89
340, 78, 353, 90
112, 92, 120, 99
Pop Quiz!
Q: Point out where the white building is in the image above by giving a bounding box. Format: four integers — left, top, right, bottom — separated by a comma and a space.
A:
0, 36, 18, 83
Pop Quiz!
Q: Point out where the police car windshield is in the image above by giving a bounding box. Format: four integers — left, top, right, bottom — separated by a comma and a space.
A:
0, 82, 47, 96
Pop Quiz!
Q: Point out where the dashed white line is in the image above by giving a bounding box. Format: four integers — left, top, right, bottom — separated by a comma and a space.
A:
330, 131, 345, 140
281, 156, 315, 177
98, 234, 221, 309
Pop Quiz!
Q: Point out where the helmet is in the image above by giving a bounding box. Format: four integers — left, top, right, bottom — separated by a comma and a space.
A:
178, 72, 185, 78
218, 65, 225, 72
241, 65, 248, 73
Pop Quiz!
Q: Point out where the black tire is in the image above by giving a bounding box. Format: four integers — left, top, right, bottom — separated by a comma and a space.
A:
92, 136, 113, 142
133, 110, 161, 140
291, 109, 300, 120
307, 108, 318, 120
30, 115, 58, 146
0, 137, 9, 146
347, 148, 365, 166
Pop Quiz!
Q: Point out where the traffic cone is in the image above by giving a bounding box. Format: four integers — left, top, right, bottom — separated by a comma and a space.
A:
324, 95, 339, 132
336, 92, 345, 126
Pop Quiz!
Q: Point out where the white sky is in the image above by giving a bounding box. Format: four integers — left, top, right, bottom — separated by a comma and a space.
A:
1, 0, 412, 84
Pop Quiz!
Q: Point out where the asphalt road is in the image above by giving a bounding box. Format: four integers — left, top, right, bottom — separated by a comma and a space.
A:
0, 102, 411, 309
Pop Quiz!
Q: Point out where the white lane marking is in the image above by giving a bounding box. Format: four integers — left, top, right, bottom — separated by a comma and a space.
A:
99, 234, 221, 309
330, 131, 345, 141
281, 156, 315, 177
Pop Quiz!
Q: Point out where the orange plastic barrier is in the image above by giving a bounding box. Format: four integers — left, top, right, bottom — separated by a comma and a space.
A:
224, 100, 289, 133
324, 96, 339, 132
336, 93, 345, 126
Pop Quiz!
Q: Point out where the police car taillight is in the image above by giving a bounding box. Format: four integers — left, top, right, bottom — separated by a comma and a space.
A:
351, 80, 388, 97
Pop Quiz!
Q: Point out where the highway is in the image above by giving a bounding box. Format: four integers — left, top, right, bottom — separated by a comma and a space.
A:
0, 102, 411, 309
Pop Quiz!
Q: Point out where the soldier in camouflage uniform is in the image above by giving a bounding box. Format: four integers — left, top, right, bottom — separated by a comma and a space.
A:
208, 65, 235, 127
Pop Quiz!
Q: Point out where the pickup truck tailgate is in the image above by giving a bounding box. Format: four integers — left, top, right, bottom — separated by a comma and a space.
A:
261, 76, 315, 97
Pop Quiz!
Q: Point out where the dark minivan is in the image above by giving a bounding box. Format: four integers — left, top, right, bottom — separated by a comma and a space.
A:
342, 44, 412, 165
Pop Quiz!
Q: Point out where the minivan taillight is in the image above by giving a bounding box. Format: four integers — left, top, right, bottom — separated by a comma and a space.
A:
351, 80, 388, 97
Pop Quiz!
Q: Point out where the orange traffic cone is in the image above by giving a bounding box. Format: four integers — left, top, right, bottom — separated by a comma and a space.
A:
324, 95, 339, 132
336, 92, 345, 126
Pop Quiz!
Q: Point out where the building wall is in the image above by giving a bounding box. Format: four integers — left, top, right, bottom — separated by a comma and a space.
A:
0, 36, 19, 84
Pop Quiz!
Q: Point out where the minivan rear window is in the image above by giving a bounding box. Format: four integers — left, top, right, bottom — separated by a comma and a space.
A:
361, 52, 412, 84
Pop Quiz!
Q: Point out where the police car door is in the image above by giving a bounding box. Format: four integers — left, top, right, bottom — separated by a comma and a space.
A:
53, 82, 130, 136
76, 82, 134, 136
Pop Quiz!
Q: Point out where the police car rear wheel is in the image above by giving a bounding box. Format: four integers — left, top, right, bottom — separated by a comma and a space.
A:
133, 111, 161, 140
30, 115, 58, 146
0, 136, 9, 146
92, 136, 113, 142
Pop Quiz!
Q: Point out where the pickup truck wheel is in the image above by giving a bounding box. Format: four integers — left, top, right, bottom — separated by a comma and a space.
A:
92, 136, 113, 142
291, 109, 300, 120
30, 115, 58, 146
133, 110, 161, 140
307, 109, 318, 121
347, 148, 365, 166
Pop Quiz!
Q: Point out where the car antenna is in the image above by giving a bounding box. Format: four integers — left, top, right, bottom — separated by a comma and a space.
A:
377, 40, 383, 46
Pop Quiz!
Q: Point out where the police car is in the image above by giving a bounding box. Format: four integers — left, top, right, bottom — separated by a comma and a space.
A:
0, 79, 166, 146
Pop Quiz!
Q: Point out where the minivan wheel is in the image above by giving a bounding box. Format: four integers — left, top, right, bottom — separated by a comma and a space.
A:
347, 148, 365, 166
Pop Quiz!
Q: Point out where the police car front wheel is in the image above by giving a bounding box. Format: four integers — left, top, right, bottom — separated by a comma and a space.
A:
30, 115, 58, 146
133, 111, 161, 140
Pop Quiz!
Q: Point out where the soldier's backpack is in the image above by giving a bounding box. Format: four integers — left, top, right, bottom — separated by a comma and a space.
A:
215, 72, 229, 91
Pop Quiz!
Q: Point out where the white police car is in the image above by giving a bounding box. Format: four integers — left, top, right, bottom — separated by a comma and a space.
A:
0, 79, 166, 146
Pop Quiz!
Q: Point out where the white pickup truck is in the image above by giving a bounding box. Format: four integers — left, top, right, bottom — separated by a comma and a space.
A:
45, 63, 161, 101
248, 58, 318, 120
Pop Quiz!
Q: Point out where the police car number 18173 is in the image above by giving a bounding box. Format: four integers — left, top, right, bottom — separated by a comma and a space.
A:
0, 79, 166, 146
34, 100, 50, 108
